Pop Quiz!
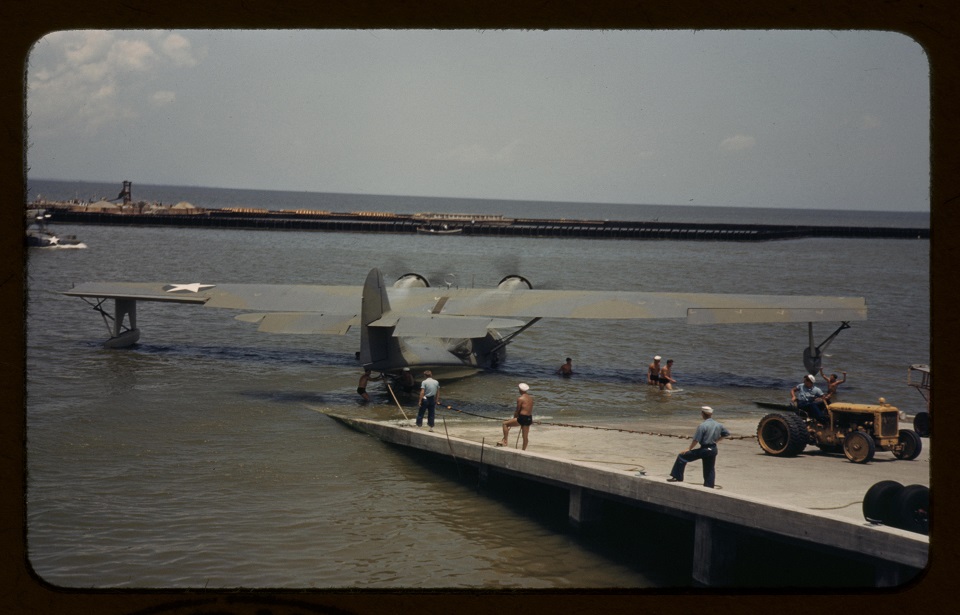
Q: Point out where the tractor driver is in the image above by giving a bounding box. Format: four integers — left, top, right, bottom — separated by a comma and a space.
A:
791, 374, 830, 423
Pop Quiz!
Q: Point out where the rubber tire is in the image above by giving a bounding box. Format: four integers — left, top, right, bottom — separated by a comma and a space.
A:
893, 429, 923, 461
895, 484, 930, 535
913, 411, 930, 437
843, 430, 876, 463
757, 413, 808, 457
863, 481, 904, 525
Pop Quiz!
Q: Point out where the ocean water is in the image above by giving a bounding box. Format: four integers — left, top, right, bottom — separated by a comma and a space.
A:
24, 181, 930, 589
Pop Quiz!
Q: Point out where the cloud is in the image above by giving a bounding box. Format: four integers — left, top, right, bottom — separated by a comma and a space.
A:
28, 31, 198, 136
152, 90, 177, 106
861, 114, 882, 129
719, 134, 757, 152
161, 33, 199, 67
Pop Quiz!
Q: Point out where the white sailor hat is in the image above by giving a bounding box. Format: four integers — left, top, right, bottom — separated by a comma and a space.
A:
654, 355, 662, 361
518, 383, 530, 392
700, 406, 714, 414
805, 374, 815, 382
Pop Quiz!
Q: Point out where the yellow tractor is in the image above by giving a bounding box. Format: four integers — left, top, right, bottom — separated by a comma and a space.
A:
757, 398, 922, 463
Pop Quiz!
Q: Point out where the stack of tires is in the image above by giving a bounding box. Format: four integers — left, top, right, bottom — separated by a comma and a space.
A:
862, 481, 929, 535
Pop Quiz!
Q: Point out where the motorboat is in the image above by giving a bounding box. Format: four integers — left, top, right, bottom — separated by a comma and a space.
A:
26, 210, 87, 248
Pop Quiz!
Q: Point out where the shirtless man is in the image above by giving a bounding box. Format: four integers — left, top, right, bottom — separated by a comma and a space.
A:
399, 367, 416, 394
557, 357, 573, 377
357, 368, 382, 401
659, 359, 677, 390
819, 368, 847, 399
647, 356, 662, 385
498, 383, 534, 450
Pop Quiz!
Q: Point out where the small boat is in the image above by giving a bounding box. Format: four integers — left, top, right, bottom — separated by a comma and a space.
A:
416, 224, 463, 235
26, 210, 87, 248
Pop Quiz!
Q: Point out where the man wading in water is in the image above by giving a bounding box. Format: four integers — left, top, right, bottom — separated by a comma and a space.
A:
498, 383, 534, 450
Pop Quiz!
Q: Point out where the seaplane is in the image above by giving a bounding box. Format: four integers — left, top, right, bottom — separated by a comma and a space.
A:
63, 267, 866, 378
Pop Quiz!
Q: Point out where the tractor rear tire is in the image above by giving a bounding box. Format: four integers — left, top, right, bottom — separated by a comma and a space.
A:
843, 430, 876, 463
757, 413, 808, 457
913, 412, 930, 437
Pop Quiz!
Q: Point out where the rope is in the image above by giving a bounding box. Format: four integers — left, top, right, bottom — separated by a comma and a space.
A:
442, 417, 463, 479
808, 501, 862, 511
434, 402, 757, 441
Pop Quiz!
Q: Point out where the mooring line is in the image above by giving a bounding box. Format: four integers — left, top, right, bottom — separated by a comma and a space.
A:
442, 417, 463, 480
437, 403, 756, 441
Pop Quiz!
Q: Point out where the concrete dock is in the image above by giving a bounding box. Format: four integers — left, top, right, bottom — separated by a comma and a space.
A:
325, 413, 929, 587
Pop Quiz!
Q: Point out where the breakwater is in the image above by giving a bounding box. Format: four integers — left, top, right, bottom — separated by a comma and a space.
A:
40, 206, 929, 241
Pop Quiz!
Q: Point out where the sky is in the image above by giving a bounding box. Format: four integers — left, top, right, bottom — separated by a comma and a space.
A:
25, 29, 930, 211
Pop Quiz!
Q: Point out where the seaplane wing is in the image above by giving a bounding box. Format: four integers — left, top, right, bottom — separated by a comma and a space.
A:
64, 281, 364, 334
64, 276, 867, 329
391, 287, 867, 324
64, 281, 363, 310
64, 269, 866, 374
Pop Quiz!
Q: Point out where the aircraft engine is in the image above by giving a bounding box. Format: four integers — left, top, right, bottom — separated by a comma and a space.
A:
394, 273, 430, 288
497, 275, 533, 290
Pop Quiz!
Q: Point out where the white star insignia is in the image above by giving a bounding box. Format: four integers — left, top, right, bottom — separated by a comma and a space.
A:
165, 283, 216, 293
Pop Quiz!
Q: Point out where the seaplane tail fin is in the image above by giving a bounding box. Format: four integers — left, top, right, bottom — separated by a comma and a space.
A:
359, 268, 392, 366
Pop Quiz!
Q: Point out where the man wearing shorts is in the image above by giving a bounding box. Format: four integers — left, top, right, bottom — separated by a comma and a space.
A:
647, 355, 662, 385
498, 383, 534, 450
357, 368, 381, 401
659, 359, 677, 390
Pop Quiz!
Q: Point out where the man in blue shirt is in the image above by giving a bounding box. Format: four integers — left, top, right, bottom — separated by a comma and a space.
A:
416, 370, 440, 432
667, 406, 730, 488
791, 374, 829, 422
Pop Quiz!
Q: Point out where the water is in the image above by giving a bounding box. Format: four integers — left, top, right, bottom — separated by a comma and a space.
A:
24, 184, 929, 589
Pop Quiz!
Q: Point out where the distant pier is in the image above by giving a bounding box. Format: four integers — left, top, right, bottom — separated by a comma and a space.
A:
37, 205, 929, 241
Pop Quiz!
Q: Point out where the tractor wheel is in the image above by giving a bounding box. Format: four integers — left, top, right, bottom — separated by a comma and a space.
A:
895, 484, 930, 535
843, 430, 876, 463
862, 480, 904, 526
913, 412, 930, 437
893, 429, 923, 461
757, 413, 808, 457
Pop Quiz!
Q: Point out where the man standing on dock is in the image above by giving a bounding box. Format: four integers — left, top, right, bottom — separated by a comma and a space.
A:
416, 370, 440, 431
667, 406, 730, 488
498, 383, 534, 450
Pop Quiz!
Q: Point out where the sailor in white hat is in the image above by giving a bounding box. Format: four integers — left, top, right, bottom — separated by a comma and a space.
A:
647, 355, 663, 386
667, 406, 730, 488
498, 382, 535, 450
791, 373, 828, 423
